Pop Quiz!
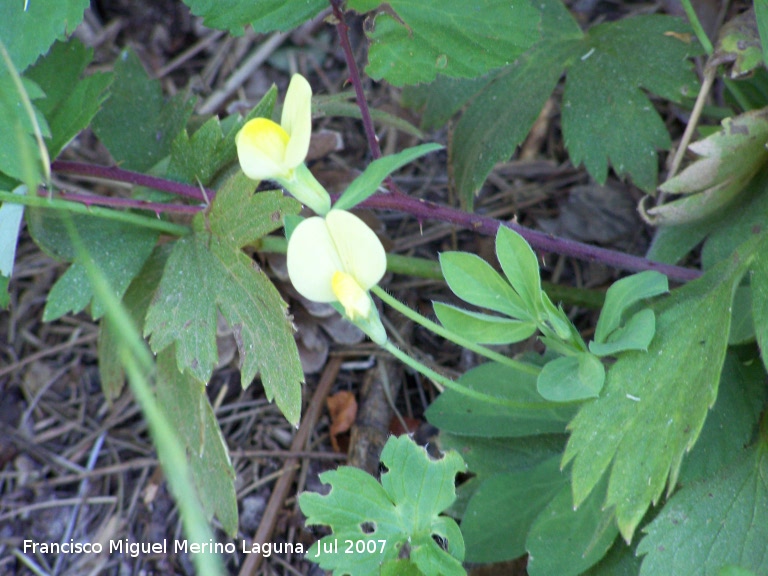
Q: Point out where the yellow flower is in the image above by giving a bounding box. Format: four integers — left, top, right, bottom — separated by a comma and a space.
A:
236, 74, 330, 215
287, 209, 387, 343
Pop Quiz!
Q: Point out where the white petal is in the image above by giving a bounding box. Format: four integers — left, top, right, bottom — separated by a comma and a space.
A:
287, 216, 343, 302
281, 74, 312, 170
326, 210, 386, 290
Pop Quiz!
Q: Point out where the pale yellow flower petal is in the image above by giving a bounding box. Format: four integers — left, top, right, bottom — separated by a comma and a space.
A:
332, 271, 371, 320
281, 74, 313, 170
236, 118, 290, 181
286, 216, 343, 303
325, 210, 386, 291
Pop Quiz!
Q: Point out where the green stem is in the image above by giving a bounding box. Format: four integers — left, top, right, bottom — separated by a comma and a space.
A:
679, 0, 713, 54
0, 191, 190, 237
372, 285, 540, 376
382, 340, 550, 408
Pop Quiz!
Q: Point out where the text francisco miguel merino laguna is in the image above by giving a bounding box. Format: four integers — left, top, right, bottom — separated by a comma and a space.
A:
23, 539, 302, 557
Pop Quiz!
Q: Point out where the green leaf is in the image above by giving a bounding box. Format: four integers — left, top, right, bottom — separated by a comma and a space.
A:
451, 0, 582, 207
582, 540, 643, 576
757, 0, 768, 76
462, 457, 567, 563
93, 48, 194, 172
0, 50, 48, 192
0, 185, 26, 308
713, 9, 764, 79
593, 271, 669, 344
526, 474, 618, 576
433, 301, 536, 345
333, 143, 443, 211
25, 208, 158, 321
182, 0, 326, 34
167, 86, 277, 186
314, 92, 423, 138
0, 0, 89, 72
563, 15, 699, 192
563, 234, 763, 542
25, 39, 112, 159
589, 308, 657, 356
401, 74, 491, 131
144, 175, 303, 423
300, 435, 466, 576
751, 249, 768, 372
678, 351, 767, 485
645, 110, 768, 226
537, 353, 605, 402
98, 244, 171, 401
439, 251, 531, 320
157, 349, 238, 536
637, 443, 768, 576
348, 0, 540, 86
426, 362, 577, 437
495, 225, 543, 315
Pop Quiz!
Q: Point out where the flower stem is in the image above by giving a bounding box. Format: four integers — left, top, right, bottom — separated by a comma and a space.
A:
372, 285, 541, 376
382, 340, 550, 408
0, 191, 191, 237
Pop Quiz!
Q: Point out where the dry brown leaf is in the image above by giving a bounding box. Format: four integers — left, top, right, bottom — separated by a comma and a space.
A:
326, 391, 358, 452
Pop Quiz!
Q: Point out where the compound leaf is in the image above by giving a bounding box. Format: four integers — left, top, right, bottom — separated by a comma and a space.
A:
348, 0, 540, 86
433, 301, 537, 345
562, 15, 699, 192
637, 443, 768, 576
25, 39, 112, 159
563, 232, 764, 542
144, 175, 303, 423
0, 0, 89, 72
300, 435, 466, 576
167, 86, 277, 186
25, 208, 157, 321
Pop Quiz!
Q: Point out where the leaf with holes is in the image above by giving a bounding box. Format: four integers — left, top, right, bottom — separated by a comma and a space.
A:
300, 435, 467, 576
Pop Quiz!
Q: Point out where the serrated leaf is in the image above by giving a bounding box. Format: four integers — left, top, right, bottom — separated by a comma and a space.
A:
526, 474, 618, 576
594, 271, 668, 343
537, 353, 605, 402
144, 176, 303, 423
451, 0, 582, 207
333, 143, 442, 211
157, 348, 238, 536
637, 443, 768, 576
563, 234, 764, 542
439, 251, 531, 320
426, 362, 577, 437
25, 39, 112, 159
678, 352, 767, 485
495, 225, 543, 314
93, 48, 193, 171
589, 308, 656, 356
25, 208, 158, 321
348, 0, 540, 86
433, 301, 536, 345
167, 86, 277, 185
563, 15, 699, 192
461, 456, 567, 562
646, 109, 768, 226
0, 0, 89, 72
300, 435, 466, 576
182, 0, 326, 34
